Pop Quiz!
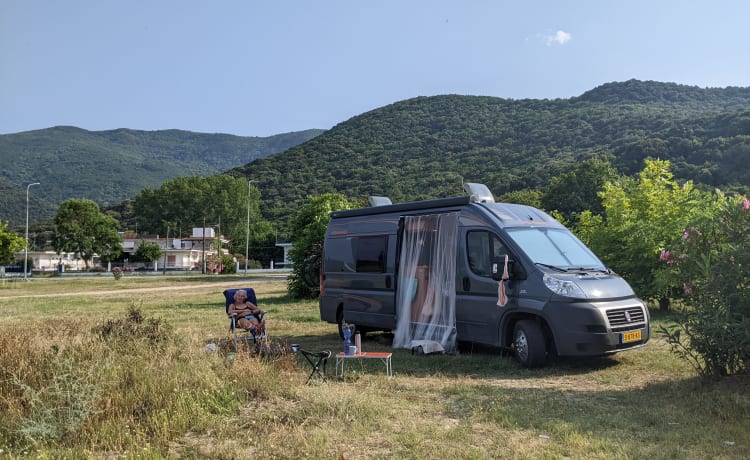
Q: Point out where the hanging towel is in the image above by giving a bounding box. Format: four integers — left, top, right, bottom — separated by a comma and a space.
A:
497, 255, 509, 307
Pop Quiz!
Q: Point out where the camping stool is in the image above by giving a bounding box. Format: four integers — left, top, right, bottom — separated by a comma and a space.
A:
299, 349, 332, 384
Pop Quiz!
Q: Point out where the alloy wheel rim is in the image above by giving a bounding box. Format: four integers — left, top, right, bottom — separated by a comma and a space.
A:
515, 332, 528, 362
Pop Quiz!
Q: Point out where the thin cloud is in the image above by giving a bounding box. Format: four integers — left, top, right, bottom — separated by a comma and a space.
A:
545, 30, 572, 46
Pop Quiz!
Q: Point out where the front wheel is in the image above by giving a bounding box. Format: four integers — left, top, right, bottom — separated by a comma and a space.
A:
513, 320, 547, 368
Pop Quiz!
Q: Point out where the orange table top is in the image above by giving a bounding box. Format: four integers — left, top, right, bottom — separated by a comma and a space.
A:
336, 351, 392, 358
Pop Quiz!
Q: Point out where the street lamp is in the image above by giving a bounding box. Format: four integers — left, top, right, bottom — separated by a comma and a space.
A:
24, 182, 40, 281
245, 180, 255, 273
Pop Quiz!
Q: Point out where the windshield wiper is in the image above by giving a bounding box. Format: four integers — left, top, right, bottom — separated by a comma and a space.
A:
535, 262, 566, 272
567, 267, 611, 274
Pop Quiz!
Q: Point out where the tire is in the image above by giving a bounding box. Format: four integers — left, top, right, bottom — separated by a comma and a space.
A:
513, 320, 547, 368
337, 310, 345, 339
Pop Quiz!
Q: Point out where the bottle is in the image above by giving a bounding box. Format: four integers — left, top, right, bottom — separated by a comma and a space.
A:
343, 321, 352, 355
354, 331, 362, 354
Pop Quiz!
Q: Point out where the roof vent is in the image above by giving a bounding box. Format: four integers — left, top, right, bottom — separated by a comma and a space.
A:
368, 196, 392, 207
463, 183, 495, 203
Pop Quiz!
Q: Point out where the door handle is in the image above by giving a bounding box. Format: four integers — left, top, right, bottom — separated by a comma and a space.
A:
386, 275, 392, 289
462, 277, 470, 291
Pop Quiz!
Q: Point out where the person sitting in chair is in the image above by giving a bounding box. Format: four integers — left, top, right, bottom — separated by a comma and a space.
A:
228, 289, 265, 335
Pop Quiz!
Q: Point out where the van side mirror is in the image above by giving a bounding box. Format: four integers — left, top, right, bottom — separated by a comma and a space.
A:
491, 257, 526, 281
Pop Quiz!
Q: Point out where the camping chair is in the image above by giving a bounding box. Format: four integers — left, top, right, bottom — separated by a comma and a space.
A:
223, 288, 267, 352
295, 347, 331, 384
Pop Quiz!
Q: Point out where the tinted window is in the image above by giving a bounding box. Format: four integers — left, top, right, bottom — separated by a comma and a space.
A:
324, 238, 355, 272
354, 236, 387, 273
467, 231, 509, 277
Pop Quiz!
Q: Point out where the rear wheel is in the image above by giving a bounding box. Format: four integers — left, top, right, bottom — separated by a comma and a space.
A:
513, 320, 547, 368
337, 310, 345, 339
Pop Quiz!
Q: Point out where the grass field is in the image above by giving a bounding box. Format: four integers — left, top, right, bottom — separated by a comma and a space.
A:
0, 275, 748, 459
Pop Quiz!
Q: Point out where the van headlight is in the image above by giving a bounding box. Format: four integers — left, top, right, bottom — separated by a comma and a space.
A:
543, 274, 587, 298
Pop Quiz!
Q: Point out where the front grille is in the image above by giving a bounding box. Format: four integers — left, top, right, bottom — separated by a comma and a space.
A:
606, 306, 646, 327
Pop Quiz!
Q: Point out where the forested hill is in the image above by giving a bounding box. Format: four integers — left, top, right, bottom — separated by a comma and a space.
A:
0, 127, 323, 227
230, 80, 750, 234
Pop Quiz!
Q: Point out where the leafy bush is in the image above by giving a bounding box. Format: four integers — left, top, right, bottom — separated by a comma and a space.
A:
131, 240, 161, 263
659, 195, 750, 376
575, 159, 720, 307
93, 305, 172, 349
13, 354, 101, 447
220, 254, 236, 274
0, 221, 26, 265
288, 193, 354, 298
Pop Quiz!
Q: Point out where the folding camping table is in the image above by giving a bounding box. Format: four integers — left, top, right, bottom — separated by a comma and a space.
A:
335, 351, 393, 378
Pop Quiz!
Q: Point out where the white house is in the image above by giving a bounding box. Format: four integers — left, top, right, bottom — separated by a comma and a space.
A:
121, 227, 227, 272
19, 251, 90, 272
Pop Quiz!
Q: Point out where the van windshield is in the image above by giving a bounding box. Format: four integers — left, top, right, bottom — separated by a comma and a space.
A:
505, 227, 606, 271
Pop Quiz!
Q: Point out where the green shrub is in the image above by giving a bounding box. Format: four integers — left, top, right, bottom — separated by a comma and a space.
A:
92, 305, 172, 349
288, 193, 354, 298
13, 353, 101, 447
220, 254, 237, 274
659, 195, 750, 376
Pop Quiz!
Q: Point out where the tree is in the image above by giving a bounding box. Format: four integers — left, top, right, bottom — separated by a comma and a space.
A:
499, 189, 543, 208
246, 219, 279, 268
288, 193, 354, 298
541, 158, 619, 220
131, 175, 274, 264
0, 221, 25, 265
132, 240, 161, 269
53, 199, 122, 269
575, 159, 719, 306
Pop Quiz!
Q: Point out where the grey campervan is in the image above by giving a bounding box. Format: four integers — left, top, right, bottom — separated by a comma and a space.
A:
319, 183, 650, 367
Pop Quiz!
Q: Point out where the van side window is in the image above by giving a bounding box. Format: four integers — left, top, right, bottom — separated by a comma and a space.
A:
467, 231, 509, 278
354, 236, 387, 273
325, 238, 355, 272
492, 235, 509, 261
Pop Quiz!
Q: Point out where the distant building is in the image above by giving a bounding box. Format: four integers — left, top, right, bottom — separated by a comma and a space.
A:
13, 227, 228, 273
275, 242, 293, 267
121, 227, 227, 271
10, 251, 89, 272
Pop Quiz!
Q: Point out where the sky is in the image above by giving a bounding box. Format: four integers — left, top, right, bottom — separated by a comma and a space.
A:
2, 1, 749, 138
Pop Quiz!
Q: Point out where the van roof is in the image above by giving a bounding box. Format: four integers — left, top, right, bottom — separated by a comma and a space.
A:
330, 196, 562, 228
330, 196, 472, 219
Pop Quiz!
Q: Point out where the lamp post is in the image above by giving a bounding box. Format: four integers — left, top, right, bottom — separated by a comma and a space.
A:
24, 182, 40, 281
162, 225, 169, 275
245, 180, 255, 273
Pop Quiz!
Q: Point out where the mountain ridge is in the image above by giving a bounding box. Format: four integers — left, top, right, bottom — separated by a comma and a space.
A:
228, 80, 750, 235
4, 80, 749, 237
0, 126, 324, 227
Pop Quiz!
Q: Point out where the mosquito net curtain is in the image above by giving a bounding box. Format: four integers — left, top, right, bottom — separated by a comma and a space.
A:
393, 212, 459, 352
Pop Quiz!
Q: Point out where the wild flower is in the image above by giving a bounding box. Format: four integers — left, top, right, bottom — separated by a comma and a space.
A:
741, 197, 750, 211
682, 226, 701, 241
659, 249, 675, 265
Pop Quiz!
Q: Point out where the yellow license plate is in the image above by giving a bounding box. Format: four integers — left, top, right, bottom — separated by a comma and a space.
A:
622, 330, 642, 343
